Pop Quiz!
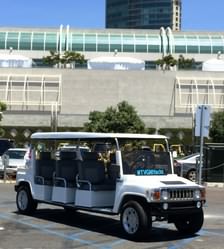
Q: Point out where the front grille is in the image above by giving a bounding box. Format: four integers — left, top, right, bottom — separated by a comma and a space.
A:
169, 189, 194, 201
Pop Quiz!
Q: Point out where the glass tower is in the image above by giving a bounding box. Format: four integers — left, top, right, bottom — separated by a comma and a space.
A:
106, 0, 182, 31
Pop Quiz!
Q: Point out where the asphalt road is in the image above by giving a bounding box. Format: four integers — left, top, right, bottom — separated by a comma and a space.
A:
0, 183, 224, 249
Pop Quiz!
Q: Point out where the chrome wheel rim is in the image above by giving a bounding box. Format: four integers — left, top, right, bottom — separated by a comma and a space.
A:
18, 190, 28, 210
122, 207, 139, 234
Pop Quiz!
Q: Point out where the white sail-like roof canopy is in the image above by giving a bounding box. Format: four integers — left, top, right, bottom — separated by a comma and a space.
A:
87, 56, 145, 70
202, 58, 224, 72
0, 54, 32, 68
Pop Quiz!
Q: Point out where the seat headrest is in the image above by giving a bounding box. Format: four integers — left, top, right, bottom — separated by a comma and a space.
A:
39, 151, 51, 160
82, 152, 99, 161
60, 151, 76, 160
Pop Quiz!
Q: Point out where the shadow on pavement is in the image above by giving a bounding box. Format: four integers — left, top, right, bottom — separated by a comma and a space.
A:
14, 207, 198, 242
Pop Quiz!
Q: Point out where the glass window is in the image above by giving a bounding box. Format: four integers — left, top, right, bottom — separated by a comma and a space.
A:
0, 32, 6, 49
173, 35, 187, 53
110, 34, 122, 52
45, 33, 57, 51
7, 150, 26, 159
148, 35, 161, 53
84, 34, 97, 51
32, 33, 45, 50
6, 32, 19, 50
135, 35, 147, 53
210, 36, 224, 54
97, 34, 109, 52
71, 33, 84, 51
123, 34, 134, 52
186, 36, 199, 53
198, 36, 211, 54
19, 32, 32, 50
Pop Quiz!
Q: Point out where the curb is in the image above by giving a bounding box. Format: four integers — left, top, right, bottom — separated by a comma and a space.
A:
204, 182, 224, 188
0, 180, 16, 184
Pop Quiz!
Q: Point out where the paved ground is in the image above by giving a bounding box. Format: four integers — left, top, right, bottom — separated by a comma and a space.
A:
0, 183, 224, 249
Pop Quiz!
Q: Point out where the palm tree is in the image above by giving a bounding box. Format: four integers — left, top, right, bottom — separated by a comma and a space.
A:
43, 51, 85, 68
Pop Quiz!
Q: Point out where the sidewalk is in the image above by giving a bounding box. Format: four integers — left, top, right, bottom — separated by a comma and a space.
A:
0, 179, 16, 184
204, 182, 224, 188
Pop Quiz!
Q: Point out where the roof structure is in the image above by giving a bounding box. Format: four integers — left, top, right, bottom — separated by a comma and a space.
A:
31, 132, 167, 140
202, 58, 224, 71
87, 56, 145, 70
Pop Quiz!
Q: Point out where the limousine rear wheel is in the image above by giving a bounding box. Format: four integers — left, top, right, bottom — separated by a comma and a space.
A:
16, 185, 37, 214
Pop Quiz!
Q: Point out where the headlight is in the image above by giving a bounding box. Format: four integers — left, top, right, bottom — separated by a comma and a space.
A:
161, 190, 169, 201
194, 189, 201, 199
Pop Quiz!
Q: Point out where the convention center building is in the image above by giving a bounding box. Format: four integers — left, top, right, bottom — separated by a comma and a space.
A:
0, 25, 224, 141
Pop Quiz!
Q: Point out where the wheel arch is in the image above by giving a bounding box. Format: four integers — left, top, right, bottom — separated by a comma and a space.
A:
118, 194, 148, 213
15, 180, 33, 196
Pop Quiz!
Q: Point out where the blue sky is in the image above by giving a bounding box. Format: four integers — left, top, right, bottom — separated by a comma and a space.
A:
0, 0, 224, 31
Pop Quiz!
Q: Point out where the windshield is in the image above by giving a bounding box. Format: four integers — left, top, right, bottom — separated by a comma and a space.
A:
7, 150, 26, 159
119, 138, 172, 176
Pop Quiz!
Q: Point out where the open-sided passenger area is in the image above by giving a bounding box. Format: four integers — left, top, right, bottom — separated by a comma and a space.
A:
77, 151, 116, 190
34, 151, 55, 200
32, 137, 119, 206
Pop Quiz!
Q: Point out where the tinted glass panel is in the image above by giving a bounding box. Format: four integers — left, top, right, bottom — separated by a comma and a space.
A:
97, 34, 109, 52
199, 36, 211, 54
71, 33, 84, 51
45, 33, 57, 51
148, 35, 161, 53
135, 35, 147, 52
186, 36, 199, 53
123, 35, 134, 52
110, 34, 122, 52
32, 33, 45, 50
173, 35, 186, 53
85, 34, 96, 51
19, 32, 32, 50
7, 32, 19, 49
0, 32, 6, 49
211, 36, 224, 54
187, 46, 199, 53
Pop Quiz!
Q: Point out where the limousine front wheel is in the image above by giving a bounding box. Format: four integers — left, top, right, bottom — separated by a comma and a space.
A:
16, 185, 37, 214
120, 201, 151, 240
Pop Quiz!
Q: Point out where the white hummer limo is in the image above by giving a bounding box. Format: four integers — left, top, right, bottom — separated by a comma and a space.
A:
15, 132, 206, 239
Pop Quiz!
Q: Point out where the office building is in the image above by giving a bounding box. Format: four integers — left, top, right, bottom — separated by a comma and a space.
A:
106, 0, 182, 30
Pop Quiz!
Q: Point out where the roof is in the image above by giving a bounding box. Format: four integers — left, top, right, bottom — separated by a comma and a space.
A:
7, 148, 28, 151
88, 56, 144, 64
202, 58, 224, 71
31, 132, 167, 140
0, 54, 32, 61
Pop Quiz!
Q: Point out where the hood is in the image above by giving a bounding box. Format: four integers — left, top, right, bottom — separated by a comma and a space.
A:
123, 174, 200, 189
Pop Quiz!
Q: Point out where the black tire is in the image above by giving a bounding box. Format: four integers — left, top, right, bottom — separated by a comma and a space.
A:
187, 169, 196, 182
174, 208, 204, 235
16, 185, 38, 214
64, 206, 77, 215
120, 201, 151, 240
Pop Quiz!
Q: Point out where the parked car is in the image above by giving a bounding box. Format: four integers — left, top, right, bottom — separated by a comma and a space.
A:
174, 153, 200, 181
0, 139, 15, 178
0, 148, 29, 178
